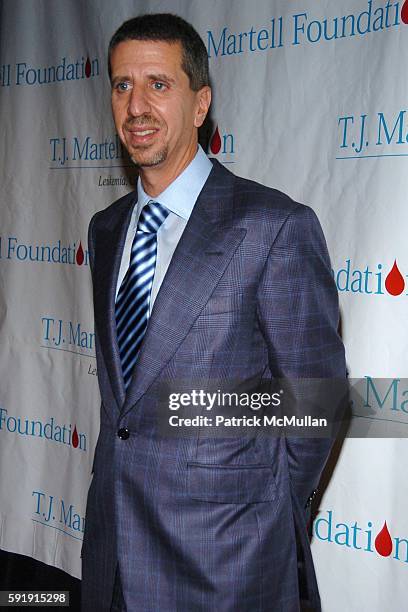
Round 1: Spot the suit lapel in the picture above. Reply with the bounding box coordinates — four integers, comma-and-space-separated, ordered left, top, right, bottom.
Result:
122, 161, 246, 415
92, 192, 136, 411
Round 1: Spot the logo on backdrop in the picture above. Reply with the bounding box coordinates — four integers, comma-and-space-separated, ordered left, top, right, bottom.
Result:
0, 236, 89, 266
207, 1, 407, 59
332, 259, 407, 296
363, 377, 408, 414
41, 316, 95, 355
207, 124, 235, 164
32, 489, 85, 539
350, 377, 408, 431
49, 134, 127, 167
0, 55, 99, 87
337, 108, 408, 159
40, 316, 97, 377
0, 406, 87, 452
402, 0, 408, 22
48, 133, 137, 184
314, 511, 407, 563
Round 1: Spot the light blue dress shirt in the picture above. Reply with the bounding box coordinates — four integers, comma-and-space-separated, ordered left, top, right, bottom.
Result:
116, 145, 212, 313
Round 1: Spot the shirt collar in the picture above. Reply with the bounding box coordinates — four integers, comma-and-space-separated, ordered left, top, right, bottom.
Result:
136, 145, 212, 220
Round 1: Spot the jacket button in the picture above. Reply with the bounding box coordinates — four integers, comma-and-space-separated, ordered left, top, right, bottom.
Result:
117, 427, 130, 440
305, 488, 318, 508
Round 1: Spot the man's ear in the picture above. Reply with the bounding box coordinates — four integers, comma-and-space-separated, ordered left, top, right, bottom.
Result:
194, 86, 212, 128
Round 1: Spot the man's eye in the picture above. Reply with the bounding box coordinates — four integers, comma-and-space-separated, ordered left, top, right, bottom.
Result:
116, 82, 129, 91
152, 81, 166, 91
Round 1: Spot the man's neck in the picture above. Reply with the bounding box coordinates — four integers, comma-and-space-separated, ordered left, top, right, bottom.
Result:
139, 142, 198, 197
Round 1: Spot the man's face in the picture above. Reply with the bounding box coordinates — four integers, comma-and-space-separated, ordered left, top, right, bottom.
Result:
110, 39, 210, 176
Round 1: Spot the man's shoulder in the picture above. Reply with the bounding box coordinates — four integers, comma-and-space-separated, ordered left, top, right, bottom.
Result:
234, 173, 298, 213
211, 159, 301, 216
212, 160, 315, 235
89, 190, 136, 231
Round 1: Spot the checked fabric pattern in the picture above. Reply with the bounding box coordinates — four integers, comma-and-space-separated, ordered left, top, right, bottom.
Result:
115, 200, 169, 389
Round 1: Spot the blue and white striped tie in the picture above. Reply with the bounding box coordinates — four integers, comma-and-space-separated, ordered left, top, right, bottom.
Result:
115, 200, 169, 389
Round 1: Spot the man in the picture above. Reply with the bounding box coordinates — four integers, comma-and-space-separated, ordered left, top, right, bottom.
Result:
82, 13, 346, 612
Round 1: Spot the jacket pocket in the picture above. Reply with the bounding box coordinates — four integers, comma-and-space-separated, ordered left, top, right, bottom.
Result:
187, 462, 277, 504
199, 292, 248, 315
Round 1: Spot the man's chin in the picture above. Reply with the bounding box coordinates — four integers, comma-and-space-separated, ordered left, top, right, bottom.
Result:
129, 149, 168, 169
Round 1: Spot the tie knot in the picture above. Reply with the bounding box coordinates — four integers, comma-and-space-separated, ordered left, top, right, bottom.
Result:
137, 200, 169, 234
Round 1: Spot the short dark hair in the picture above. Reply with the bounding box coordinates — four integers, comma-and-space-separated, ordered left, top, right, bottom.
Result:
108, 13, 209, 91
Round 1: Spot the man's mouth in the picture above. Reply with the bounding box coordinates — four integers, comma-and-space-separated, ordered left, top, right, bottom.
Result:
125, 126, 159, 144
135, 129, 156, 136
127, 126, 158, 134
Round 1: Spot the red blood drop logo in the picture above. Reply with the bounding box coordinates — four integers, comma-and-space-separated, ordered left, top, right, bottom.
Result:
76, 241, 84, 266
385, 260, 405, 296
72, 425, 79, 449
375, 521, 393, 557
210, 125, 222, 155
85, 57, 92, 78
402, 0, 408, 24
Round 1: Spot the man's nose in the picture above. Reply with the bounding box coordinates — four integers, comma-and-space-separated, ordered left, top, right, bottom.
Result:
127, 85, 151, 117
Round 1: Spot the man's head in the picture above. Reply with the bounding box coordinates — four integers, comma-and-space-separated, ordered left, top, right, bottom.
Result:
108, 14, 211, 193
108, 13, 209, 92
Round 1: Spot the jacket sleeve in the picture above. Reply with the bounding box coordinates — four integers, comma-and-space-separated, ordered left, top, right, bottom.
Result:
87, 212, 98, 278
256, 203, 346, 509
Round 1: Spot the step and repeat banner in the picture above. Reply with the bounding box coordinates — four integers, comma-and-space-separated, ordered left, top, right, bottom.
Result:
1, 1, 407, 610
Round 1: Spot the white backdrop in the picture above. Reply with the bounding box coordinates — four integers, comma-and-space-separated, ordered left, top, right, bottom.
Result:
1, 1, 407, 610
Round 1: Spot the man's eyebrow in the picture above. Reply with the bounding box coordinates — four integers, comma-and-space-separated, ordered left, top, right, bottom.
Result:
111, 75, 131, 86
146, 73, 176, 85
111, 73, 177, 87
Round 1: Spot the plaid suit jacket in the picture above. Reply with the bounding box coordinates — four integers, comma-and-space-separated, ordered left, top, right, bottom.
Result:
81, 159, 346, 612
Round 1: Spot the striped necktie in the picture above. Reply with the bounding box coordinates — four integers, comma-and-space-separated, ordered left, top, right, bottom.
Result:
115, 200, 169, 389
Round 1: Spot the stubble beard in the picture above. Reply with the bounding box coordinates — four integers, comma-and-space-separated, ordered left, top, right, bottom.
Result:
129, 144, 168, 168
123, 114, 168, 168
